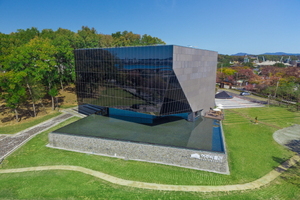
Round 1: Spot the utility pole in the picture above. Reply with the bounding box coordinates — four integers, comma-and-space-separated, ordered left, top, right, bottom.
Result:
274, 80, 279, 98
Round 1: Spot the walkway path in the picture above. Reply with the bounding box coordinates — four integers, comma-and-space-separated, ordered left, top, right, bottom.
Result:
0, 113, 73, 160
0, 154, 299, 192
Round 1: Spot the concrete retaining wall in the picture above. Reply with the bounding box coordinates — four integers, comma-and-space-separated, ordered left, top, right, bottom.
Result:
48, 133, 229, 174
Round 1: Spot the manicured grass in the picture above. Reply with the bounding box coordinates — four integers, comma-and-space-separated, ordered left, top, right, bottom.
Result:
226, 106, 300, 128
0, 112, 61, 134
0, 106, 299, 199
222, 108, 295, 182
0, 163, 299, 200
0, 107, 295, 185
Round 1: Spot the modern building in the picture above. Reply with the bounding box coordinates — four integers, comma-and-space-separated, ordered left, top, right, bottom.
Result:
75, 45, 217, 123
48, 45, 229, 174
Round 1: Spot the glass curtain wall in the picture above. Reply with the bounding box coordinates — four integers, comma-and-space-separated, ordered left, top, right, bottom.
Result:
75, 45, 192, 116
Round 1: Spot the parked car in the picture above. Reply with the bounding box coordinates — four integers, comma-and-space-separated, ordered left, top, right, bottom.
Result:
240, 91, 251, 96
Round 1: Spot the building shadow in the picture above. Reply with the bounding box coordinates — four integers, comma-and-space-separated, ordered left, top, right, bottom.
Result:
285, 140, 300, 154
273, 156, 291, 173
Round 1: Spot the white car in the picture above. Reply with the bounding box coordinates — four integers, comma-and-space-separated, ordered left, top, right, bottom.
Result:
240, 92, 251, 96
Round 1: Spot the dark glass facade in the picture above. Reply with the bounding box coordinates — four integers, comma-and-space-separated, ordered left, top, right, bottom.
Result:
75, 45, 217, 121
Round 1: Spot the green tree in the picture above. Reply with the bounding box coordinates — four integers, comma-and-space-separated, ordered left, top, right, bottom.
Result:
273, 63, 286, 68
3, 37, 57, 117
98, 34, 114, 47
0, 33, 20, 68
140, 34, 165, 45
112, 31, 165, 46
76, 26, 100, 48
55, 28, 78, 49
243, 62, 254, 68
11, 27, 40, 46
0, 71, 27, 122
51, 34, 75, 89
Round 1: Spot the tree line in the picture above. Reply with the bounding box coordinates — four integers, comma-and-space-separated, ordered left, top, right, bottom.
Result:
0, 26, 166, 121
218, 54, 300, 68
217, 65, 300, 107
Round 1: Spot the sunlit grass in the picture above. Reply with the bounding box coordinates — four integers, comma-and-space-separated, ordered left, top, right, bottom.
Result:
1, 107, 295, 185
0, 106, 299, 199
0, 112, 61, 135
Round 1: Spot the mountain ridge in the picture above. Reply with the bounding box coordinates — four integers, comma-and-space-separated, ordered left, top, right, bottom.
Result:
231, 52, 300, 56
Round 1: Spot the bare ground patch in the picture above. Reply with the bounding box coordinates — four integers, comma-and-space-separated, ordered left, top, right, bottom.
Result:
0, 85, 77, 126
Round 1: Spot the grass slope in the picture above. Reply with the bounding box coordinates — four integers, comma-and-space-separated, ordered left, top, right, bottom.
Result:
0, 164, 299, 199
0, 106, 299, 199
0, 112, 61, 135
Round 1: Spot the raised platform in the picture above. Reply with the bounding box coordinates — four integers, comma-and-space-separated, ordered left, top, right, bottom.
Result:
48, 115, 229, 174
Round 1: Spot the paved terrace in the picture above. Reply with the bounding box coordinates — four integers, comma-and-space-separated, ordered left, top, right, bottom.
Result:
215, 90, 265, 109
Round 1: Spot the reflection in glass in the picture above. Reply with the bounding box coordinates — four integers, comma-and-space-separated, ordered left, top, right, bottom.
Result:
75, 46, 192, 119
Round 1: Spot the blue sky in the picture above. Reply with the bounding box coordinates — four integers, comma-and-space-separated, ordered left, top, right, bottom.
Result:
0, 0, 299, 55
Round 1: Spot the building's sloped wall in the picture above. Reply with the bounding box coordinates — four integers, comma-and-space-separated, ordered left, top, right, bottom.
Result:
173, 46, 218, 114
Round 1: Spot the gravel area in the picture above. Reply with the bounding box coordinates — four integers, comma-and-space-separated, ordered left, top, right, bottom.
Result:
0, 113, 73, 160
49, 133, 229, 174
0, 135, 7, 141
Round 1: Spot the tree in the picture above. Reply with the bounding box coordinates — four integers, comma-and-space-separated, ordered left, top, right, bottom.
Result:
76, 26, 100, 48
111, 31, 141, 46
55, 28, 78, 49
233, 67, 255, 82
0, 71, 27, 122
51, 34, 75, 89
0, 33, 20, 67
140, 34, 165, 45
11, 27, 40, 46
273, 63, 286, 68
243, 62, 254, 68
98, 34, 113, 47
112, 31, 165, 46
216, 67, 236, 83
3, 37, 57, 116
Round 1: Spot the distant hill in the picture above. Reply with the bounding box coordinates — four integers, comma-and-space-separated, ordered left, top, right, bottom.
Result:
261, 52, 300, 56
231, 52, 248, 56
231, 52, 300, 56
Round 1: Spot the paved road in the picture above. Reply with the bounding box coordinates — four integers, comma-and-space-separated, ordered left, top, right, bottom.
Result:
0, 113, 73, 161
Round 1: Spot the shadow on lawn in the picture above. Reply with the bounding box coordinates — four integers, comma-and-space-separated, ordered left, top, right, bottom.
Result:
285, 140, 300, 154
272, 156, 293, 173
280, 162, 300, 187
272, 156, 287, 165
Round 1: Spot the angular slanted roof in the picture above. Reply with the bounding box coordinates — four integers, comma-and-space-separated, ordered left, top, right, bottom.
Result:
215, 91, 233, 99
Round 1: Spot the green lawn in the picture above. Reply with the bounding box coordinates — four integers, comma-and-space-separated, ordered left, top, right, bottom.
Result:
0, 106, 299, 199
0, 164, 299, 200
0, 112, 61, 135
